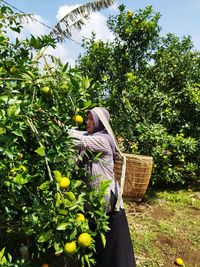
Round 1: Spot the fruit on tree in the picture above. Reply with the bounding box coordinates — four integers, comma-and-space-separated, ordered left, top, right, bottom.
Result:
78, 233, 92, 248
40, 86, 51, 94
76, 213, 86, 222
59, 177, 70, 189
127, 10, 133, 17
10, 66, 18, 73
72, 115, 83, 125
64, 241, 77, 255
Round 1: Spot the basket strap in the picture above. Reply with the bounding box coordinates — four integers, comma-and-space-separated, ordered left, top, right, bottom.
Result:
92, 108, 126, 211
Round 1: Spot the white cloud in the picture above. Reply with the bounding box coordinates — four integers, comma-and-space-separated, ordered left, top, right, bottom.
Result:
7, 4, 114, 67
7, 14, 49, 40
56, 4, 80, 21
23, 15, 49, 36
77, 12, 113, 42
56, 5, 113, 43
45, 43, 75, 65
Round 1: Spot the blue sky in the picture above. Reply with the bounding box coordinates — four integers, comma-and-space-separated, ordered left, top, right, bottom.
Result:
4, 0, 200, 65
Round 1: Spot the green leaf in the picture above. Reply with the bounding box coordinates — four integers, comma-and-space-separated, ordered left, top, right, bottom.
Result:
83, 77, 90, 89
53, 170, 62, 182
0, 95, 8, 103
55, 192, 62, 208
7, 105, 21, 117
84, 254, 91, 267
0, 248, 5, 260
26, 70, 35, 78
38, 230, 53, 243
65, 191, 76, 201
70, 228, 77, 240
15, 173, 27, 185
100, 233, 106, 247
58, 209, 68, 215
35, 145, 46, 156
54, 242, 63, 254
7, 253, 12, 263
0, 127, 6, 135
56, 223, 69, 231
30, 214, 38, 225
4, 150, 14, 159
39, 181, 51, 190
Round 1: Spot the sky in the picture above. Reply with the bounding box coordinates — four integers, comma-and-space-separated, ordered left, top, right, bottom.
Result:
2, 0, 200, 66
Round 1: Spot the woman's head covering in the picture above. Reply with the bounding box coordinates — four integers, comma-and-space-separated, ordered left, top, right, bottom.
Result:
87, 107, 115, 155
88, 107, 110, 133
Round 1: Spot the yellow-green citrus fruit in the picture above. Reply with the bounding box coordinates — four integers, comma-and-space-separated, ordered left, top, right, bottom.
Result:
64, 241, 76, 255
76, 213, 86, 222
10, 66, 18, 73
78, 233, 92, 248
40, 86, 50, 94
127, 10, 133, 17
72, 115, 83, 125
59, 177, 70, 189
175, 258, 184, 266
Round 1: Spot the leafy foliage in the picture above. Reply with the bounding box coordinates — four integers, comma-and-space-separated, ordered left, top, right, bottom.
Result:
78, 4, 200, 185
0, 3, 109, 266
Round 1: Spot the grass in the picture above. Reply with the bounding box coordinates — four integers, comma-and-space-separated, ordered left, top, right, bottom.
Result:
125, 188, 200, 267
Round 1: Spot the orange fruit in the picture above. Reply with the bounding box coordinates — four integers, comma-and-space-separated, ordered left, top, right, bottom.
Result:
78, 233, 92, 248
59, 177, 70, 189
40, 263, 49, 267
64, 241, 76, 255
72, 115, 83, 125
76, 213, 85, 222
175, 258, 184, 266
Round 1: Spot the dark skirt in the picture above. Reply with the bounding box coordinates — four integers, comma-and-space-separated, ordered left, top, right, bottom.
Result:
94, 196, 136, 267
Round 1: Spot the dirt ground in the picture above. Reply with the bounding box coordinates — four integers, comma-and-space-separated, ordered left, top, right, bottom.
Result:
125, 195, 200, 267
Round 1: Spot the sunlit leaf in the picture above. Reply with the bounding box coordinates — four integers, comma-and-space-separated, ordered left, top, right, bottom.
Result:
100, 233, 106, 247
38, 231, 53, 243
34, 145, 46, 156
39, 181, 51, 190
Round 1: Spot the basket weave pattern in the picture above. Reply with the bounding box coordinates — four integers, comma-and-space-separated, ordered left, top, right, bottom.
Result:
114, 153, 153, 199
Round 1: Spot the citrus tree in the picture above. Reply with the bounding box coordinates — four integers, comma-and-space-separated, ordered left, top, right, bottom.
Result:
77, 4, 200, 186
0, 3, 109, 267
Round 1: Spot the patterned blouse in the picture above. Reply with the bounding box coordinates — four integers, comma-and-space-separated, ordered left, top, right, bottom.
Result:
69, 130, 123, 212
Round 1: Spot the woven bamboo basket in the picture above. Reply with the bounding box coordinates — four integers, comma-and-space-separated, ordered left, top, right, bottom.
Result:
114, 153, 153, 200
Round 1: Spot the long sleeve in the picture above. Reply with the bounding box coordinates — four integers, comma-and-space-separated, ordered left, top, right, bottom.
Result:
69, 129, 112, 153
69, 129, 123, 212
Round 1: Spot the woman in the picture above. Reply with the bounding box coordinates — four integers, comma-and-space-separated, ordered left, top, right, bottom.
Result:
69, 107, 136, 267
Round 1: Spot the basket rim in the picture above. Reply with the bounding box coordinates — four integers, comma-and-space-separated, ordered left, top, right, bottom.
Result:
123, 153, 153, 159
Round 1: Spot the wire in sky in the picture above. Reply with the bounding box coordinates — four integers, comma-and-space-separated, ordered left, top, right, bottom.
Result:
1, 0, 82, 46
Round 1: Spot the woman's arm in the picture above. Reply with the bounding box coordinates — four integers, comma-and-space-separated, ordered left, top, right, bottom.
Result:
69, 130, 111, 153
